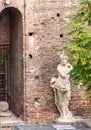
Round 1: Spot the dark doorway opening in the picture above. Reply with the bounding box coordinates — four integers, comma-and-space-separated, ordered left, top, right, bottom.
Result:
0, 7, 23, 117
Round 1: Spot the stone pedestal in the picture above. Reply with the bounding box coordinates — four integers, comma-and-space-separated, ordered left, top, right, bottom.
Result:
0, 101, 11, 117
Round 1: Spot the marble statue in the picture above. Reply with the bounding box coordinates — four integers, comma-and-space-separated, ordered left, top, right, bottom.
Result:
50, 51, 75, 122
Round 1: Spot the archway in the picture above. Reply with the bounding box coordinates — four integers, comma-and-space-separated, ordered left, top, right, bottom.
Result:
0, 7, 23, 117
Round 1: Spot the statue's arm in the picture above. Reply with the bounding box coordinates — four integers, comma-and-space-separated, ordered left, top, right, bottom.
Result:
53, 85, 68, 93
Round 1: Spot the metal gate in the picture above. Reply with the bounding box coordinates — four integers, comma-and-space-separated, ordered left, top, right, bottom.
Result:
0, 45, 9, 101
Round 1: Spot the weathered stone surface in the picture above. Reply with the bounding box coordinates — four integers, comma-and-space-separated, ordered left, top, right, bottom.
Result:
12, 123, 91, 130
0, 101, 9, 111
50, 51, 75, 122
0, 110, 12, 117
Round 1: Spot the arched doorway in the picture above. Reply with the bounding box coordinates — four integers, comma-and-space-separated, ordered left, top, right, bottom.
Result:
0, 7, 23, 117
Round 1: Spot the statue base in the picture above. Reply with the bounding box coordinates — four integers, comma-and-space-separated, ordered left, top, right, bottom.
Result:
54, 116, 76, 123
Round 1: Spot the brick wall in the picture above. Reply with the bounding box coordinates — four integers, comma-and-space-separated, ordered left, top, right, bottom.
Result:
24, 0, 91, 123
0, 8, 10, 44
0, 0, 91, 125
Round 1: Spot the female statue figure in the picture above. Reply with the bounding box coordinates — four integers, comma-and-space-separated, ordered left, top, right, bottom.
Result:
50, 51, 75, 122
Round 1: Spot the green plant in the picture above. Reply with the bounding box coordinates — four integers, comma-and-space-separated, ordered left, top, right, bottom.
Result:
0, 53, 5, 73
66, 0, 91, 97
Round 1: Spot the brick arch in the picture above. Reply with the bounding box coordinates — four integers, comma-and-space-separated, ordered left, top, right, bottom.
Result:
1, 6, 22, 17
0, 7, 24, 117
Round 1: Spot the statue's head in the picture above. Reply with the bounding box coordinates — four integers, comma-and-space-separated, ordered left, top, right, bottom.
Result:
59, 51, 68, 63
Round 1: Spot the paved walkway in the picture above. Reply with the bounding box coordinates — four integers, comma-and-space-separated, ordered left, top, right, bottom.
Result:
0, 111, 23, 127
1, 115, 91, 129
75, 116, 91, 128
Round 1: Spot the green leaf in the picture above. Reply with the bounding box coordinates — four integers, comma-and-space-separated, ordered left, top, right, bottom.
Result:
65, 0, 91, 99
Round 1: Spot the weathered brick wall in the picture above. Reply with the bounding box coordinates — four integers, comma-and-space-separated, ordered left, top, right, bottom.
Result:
0, 0, 91, 125
24, 0, 91, 123
0, 10, 10, 44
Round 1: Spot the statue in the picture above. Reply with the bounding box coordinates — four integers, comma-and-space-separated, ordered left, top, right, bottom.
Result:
50, 51, 75, 122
